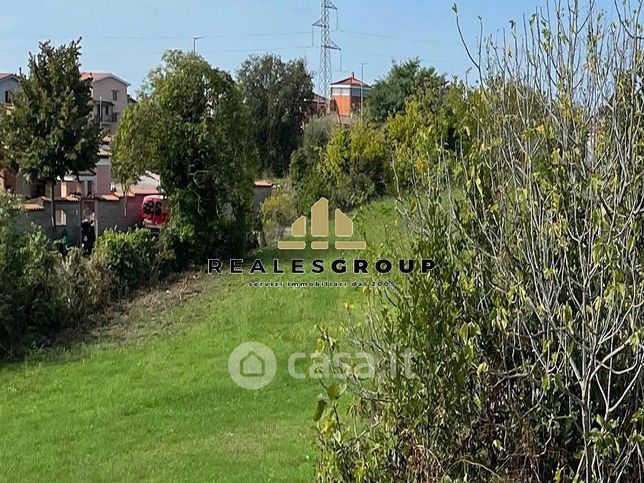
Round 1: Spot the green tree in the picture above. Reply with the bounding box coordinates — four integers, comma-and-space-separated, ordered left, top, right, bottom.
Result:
367, 57, 447, 124
237, 54, 313, 176
318, 122, 389, 209
113, 50, 255, 262
0, 40, 100, 237
289, 115, 336, 212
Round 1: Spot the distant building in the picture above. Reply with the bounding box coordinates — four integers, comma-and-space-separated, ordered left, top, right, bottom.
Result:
330, 73, 370, 119
0, 73, 19, 105
308, 93, 328, 116
80, 72, 130, 133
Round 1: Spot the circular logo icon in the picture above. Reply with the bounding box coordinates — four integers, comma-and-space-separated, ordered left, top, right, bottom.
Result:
228, 342, 277, 390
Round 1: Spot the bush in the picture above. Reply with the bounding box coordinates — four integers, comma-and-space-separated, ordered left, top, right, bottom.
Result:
260, 187, 297, 245
290, 116, 336, 213
55, 248, 111, 317
314, 4, 644, 481
94, 228, 158, 295
0, 192, 67, 356
318, 123, 389, 210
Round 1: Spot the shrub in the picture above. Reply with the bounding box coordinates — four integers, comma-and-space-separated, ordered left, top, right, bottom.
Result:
94, 228, 158, 295
55, 248, 111, 317
260, 187, 297, 245
314, 3, 644, 481
318, 123, 389, 210
290, 116, 335, 213
0, 192, 66, 356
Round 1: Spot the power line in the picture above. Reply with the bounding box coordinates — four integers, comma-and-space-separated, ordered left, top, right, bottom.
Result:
342, 49, 470, 66
339, 29, 462, 47
0, 48, 315, 58
0, 31, 313, 41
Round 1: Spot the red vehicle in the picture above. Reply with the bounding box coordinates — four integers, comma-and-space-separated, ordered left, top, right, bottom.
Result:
141, 195, 169, 230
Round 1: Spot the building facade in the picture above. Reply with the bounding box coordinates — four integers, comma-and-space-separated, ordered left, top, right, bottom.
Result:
81, 72, 130, 133
330, 73, 370, 119
0, 73, 19, 105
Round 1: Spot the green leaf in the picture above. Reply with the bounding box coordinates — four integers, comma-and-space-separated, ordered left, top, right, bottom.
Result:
459, 323, 469, 343
313, 396, 328, 422
326, 383, 346, 401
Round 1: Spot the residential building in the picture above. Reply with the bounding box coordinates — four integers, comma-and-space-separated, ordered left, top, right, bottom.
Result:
330, 73, 370, 119
0, 73, 19, 105
81, 72, 130, 132
308, 93, 328, 116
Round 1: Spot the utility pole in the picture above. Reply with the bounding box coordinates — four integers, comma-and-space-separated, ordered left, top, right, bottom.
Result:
313, 0, 340, 104
361, 62, 367, 123
193, 36, 202, 53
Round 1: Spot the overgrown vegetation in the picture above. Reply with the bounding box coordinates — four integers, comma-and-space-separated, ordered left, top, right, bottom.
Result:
113, 51, 256, 263
313, 2, 644, 481
0, 191, 175, 358
237, 54, 314, 176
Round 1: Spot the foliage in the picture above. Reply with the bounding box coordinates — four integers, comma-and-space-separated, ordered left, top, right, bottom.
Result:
94, 228, 158, 295
314, 3, 644, 482
385, 83, 473, 189
0, 40, 100, 234
289, 115, 336, 213
113, 50, 255, 262
0, 192, 67, 357
366, 57, 447, 124
237, 54, 314, 176
260, 187, 297, 245
318, 122, 389, 210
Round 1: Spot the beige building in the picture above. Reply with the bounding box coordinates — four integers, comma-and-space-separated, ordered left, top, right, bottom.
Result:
81, 72, 130, 133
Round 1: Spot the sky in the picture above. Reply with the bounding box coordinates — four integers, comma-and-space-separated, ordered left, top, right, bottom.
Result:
0, 0, 622, 95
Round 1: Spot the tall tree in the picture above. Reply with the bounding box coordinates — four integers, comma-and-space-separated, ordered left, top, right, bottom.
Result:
0, 40, 100, 237
112, 50, 255, 261
367, 57, 447, 124
237, 54, 313, 176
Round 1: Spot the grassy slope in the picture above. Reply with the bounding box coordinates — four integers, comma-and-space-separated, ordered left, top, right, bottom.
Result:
0, 199, 397, 483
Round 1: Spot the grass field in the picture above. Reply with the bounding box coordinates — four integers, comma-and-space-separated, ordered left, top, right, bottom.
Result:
0, 200, 397, 482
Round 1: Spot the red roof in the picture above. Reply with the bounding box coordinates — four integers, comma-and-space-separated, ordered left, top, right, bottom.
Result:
331, 73, 370, 88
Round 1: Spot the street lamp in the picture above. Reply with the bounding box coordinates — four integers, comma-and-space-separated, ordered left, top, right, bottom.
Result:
193, 36, 202, 53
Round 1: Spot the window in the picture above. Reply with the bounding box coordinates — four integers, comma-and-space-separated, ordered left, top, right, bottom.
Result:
143, 201, 154, 215
112, 90, 118, 101
56, 210, 67, 226
4, 91, 11, 104
104, 104, 109, 115
86, 180, 94, 196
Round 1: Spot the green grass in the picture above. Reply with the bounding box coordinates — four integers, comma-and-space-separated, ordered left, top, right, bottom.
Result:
0, 199, 398, 482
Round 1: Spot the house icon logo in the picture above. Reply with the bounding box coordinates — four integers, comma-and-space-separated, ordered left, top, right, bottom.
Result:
278, 197, 366, 250
240, 351, 265, 377
228, 342, 276, 390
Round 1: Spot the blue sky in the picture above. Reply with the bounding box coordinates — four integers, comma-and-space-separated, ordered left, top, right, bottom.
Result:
0, 0, 620, 95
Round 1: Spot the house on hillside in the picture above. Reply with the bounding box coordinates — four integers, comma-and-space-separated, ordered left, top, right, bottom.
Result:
0, 73, 19, 105
81, 72, 130, 133
330, 73, 370, 122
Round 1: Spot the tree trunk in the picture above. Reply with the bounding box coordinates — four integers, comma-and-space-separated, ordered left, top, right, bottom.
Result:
50, 182, 57, 240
